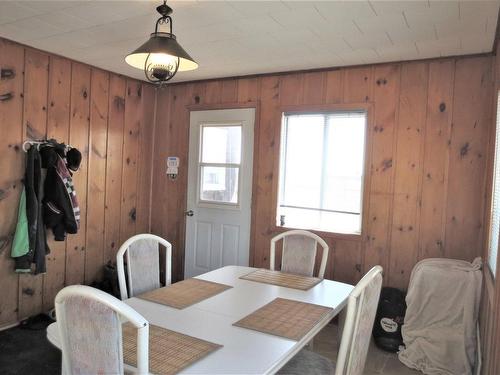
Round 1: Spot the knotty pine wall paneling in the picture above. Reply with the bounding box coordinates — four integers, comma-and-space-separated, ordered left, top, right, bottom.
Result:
0, 38, 155, 328
120, 80, 142, 245
445, 57, 492, 260
85, 69, 109, 284
103, 75, 126, 263
136, 85, 156, 233
0, 39, 25, 326
152, 55, 494, 291
65, 63, 91, 287
388, 62, 428, 288
418, 60, 455, 260
364, 64, 399, 277
43, 56, 71, 311
19, 49, 49, 320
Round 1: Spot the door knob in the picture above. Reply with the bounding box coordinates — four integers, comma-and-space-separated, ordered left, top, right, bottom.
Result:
185, 210, 194, 217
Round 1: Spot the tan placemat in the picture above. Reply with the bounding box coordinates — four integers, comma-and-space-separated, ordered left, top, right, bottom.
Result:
233, 298, 333, 341
123, 322, 222, 375
240, 269, 322, 291
136, 278, 232, 309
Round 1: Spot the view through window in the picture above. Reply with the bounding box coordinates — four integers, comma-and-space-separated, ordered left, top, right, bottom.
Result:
488, 93, 500, 278
199, 124, 241, 204
277, 112, 366, 234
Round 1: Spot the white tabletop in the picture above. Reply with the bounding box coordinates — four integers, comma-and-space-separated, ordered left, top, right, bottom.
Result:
47, 265, 353, 374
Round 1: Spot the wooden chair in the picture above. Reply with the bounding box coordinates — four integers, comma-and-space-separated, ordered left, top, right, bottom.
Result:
278, 266, 383, 375
117, 233, 172, 300
55, 285, 149, 375
270, 230, 329, 278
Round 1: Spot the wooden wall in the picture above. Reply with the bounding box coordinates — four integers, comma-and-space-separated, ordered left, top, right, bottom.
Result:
479, 39, 500, 375
0, 38, 155, 328
151, 54, 493, 288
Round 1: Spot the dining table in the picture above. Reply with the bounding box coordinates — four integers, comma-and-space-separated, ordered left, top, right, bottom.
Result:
46, 265, 354, 374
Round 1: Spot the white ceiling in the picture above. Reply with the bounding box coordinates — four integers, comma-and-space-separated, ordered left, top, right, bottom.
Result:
0, 1, 498, 83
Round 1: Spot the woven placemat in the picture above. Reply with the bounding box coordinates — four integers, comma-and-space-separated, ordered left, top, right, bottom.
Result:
240, 269, 322, 291
123, 322, 222, 375
233, 298, 333, 341
136, 278, 232, 309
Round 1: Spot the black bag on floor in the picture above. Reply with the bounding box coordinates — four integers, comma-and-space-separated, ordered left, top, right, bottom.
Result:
372, 287, 406, 352
90, 261, 123, 298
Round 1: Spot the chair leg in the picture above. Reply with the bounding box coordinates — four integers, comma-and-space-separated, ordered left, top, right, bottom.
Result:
307, 338, 315, 350
337, 309, 346, 351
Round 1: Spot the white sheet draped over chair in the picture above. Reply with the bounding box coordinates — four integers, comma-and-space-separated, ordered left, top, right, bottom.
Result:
117, 233, 172, 300
55, 285, 149, 375
270, 230, 329, 278
398, 257, 482, 375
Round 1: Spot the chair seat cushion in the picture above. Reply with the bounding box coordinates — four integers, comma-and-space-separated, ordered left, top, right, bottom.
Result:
278, 349, 334, 375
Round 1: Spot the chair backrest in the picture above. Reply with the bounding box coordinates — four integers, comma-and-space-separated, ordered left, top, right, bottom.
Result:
335, 266, 383, 375
117, 233, 172, 300
55, 285, 149, 375
270, 230, 329, 278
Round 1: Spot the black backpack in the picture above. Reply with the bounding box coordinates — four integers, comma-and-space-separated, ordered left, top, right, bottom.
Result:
372, 287, 406, 352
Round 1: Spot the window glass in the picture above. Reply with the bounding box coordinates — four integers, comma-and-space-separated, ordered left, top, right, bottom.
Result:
200, 166, 239, 204
282, 115, 324, 208
201, 125, 241, 164
323, 114, 365, 214
199, 124, 242, 205
277, 112, 366, 234
488, 93, 500, 277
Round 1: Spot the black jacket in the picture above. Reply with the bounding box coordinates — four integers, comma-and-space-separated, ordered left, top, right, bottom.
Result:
41, 147, 80, 241
14, 147, 48, 274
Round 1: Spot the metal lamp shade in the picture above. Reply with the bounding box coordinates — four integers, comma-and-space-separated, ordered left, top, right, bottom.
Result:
125, 32, 198, 72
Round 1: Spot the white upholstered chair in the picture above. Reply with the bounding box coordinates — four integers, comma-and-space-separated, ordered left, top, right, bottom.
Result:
270, 230, 329, 278
117, 233, 172, 300
55, 285, 149, 375
278, 266, 383, 375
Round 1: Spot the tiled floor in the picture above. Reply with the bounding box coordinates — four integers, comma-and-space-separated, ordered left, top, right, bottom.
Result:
314, 323, 419, 375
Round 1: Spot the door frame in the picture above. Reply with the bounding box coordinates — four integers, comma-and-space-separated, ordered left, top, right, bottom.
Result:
182, 102, 260, 278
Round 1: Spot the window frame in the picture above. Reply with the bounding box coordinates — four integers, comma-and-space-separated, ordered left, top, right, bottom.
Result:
274, 104, 371, 239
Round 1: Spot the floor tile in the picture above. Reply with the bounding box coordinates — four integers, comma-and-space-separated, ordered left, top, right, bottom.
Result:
314, 322, 416, 374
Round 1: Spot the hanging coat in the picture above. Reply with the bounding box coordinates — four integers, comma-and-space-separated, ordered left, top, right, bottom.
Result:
41, 146, 80, 241
11, 188, 30, 272
11, 146, 48, 274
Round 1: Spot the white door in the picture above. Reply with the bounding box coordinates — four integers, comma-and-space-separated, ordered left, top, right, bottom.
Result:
184, 108, 255, 278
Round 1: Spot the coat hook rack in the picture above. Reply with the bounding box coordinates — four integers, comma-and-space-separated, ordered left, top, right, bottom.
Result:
1, 68, 15, 79
22, 139, 74, 153
0, 92, 13, 102
22, 140, 46, 152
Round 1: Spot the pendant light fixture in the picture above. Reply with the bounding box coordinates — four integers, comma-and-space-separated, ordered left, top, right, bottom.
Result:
125, 0, 197, 85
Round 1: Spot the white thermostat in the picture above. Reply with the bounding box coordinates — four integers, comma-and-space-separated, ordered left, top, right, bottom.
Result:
166, 156, 179, 179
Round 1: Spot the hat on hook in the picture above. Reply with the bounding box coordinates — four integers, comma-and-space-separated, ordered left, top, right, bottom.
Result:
66, 148, 82, 172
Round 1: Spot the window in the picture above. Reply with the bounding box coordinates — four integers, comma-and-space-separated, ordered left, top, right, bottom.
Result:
199, 124, 241, 205
487, 93, 500, 277
277, 111, 366, 234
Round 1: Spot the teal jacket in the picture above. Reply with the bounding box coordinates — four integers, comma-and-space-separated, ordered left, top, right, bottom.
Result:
11, 188, 31, 272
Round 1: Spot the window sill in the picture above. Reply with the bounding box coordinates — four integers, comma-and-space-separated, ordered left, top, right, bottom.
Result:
272, 225, 362, 242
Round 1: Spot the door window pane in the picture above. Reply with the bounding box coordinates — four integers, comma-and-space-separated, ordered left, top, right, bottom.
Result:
201, 126, 241, 164
200, 166, 239, 204
488, 92, 500, 278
